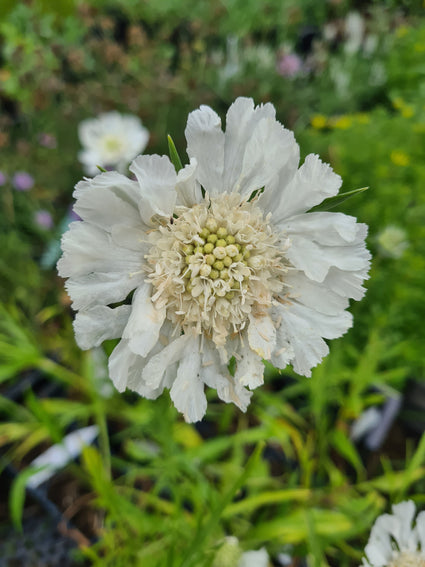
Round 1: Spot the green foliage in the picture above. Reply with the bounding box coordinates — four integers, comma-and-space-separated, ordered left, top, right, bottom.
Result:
0, 2, 425, 566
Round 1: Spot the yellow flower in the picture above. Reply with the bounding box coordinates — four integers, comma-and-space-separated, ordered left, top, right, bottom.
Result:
390, 150, 410, 167
331, 116, 352, 130
311, 114, 327, 129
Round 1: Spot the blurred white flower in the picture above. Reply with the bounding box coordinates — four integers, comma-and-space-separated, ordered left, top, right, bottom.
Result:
212, 537, 269, 567
361, 501, 425, 566
78, 111, 149, 175
59, 97, 370, 423
377, 225, 409, 258
344, 12, 365, 54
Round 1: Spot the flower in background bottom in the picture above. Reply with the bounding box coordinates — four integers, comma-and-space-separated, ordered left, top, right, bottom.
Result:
12, 171, 34, 191
58, 97, 370, 422
361, 501, 425, 567
78, 111, 149, 176
213, 537, 269, 567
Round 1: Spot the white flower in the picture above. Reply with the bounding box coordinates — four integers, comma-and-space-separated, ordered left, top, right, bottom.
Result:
78, 111, 149, 175
212, 537, 269, 567
58, 97, 370, 422
361, 501, 425, 567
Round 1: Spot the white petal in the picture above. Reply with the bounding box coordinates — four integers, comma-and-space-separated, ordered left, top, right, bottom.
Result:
323, 266, 370, 301
391, 501, 417, 551
231, 116, 298, 199
123, 284, 166, 357
129, 154, 177, 224
108, 339, 138, 393
416, 511, 425, 552
223, 97, 297, 196
73, 305, 131, 350
270, 306, 295, 370
73, 173, 142, 231
201, 343, 252, 411
170, 337, 207, 423
185, 105, 224, 196
65, 270, 143, 310
238, 548, 270, 567
247, 313, 276, 360
275, 301, 352, 376
234, 338, 265, 389
271, 153, 342, 221
142, 333, 193, 389
74, 171, 143, 210
176, 158, 202, 206
284, 223, 370, 283
285, 272, 350, 315
58, 221, 143, 279
281, 212, 359, 245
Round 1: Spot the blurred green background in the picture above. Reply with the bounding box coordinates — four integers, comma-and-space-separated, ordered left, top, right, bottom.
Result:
0, 1, 424, 566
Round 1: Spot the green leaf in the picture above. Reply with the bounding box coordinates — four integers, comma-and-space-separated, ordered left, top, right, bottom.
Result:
9, 466, 46, 531
167, 135, 183, 172
308, 187, 368, 212
96, 165, 107, 173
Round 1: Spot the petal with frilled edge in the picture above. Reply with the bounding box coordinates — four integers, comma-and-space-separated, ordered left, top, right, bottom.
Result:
73, 305, 131, 350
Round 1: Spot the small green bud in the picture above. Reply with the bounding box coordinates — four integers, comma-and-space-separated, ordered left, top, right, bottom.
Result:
205, 254, 215, 265
217, 227, 228, 239
210, 269, 219, 280
207, 234, 218, 244
203, 242, 214, 254
205, 218, 218, 232
213, 260, 224, 271
226, 234, 236, 244
223, 256, 232, 267
182, 244, 194, 255
199, 227, 210, 239
216, 238, 227, 248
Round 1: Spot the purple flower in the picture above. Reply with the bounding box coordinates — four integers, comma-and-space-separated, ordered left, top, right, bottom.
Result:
35, 210, 54, 230
13, 171, 34, 191
0, 171, 7, 186
38, 133, 57, 149
277, 53, 302, 78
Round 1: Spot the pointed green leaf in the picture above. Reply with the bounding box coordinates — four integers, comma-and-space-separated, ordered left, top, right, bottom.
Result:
167, 135, 183, 172
10, 466, 46, 531
96, 165, 107, 173
308, 187, 368, 212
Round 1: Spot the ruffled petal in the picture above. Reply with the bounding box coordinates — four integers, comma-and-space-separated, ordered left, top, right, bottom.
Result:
58, 221, 143, 279
175, 158, 202, 207
73, 305, 131, 350
284, 272, 350, 315
416, 511, 425, 552
170, 336, 207, 423
65, 270, 143, 311
390, 500, 417, 552
284, 221, 370, 283
271, 153, 342, 221
73, 173, 142, 231
142, 333, 193, 390
201, 343, 252, 411
123, 284, 166, 357
129, 154, 177, 224
275, 301, 352, 376
185, 105, 224, 196
234, 338, 265, 389
247, 313, 276, 360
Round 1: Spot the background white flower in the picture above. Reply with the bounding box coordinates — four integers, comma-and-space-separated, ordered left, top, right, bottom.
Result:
78, 111, 149, 176
361, 500, 425, 567
59, 97, 370, 422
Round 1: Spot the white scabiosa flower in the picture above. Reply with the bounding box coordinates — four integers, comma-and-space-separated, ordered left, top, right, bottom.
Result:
78, 111, 149, 176
213, 537, 269, 567
59, 97, 370, 422
360, 501, 425, 567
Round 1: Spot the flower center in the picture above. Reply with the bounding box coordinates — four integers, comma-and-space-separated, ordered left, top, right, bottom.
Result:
388, 552, 425, 567
145, 193, 288, 348
101, 135, 124, 156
